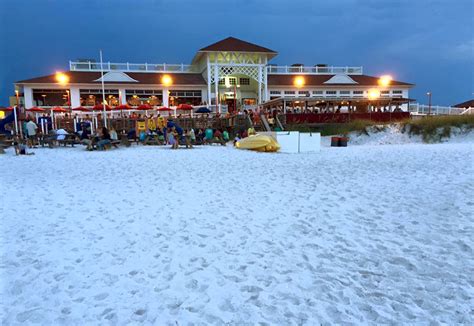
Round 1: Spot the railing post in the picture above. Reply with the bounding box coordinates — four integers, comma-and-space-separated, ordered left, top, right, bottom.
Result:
163, 63, 166, 71
108, 62, 111, 70
127, 62, 129, 70
89, 61, 92, 70
145, 63, 148, 71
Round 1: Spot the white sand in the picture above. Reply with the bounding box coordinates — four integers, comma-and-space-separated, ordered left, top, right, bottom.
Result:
1, 141, 473, 324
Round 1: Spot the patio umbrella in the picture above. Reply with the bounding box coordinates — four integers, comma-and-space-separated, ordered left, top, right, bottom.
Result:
177, 104, 193, 110
116, 104, 132, 110
92, 104, 112, 111
51, 106, 69, 113
0, 106, 13, 111
72, 106, 90, 112
26, 107, 45, 112
196, 107, 211, 114
137, 104, 152, 110
157, 107, 172, 112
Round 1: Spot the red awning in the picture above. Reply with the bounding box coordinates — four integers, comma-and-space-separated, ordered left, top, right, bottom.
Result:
157, 107, 172, 111
0, 106, 14, 111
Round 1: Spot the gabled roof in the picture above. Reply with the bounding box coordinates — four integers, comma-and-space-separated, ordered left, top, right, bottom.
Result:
453, 99, 474, 108
94, 71, 138, 83
198, 37, 277, 54
16, 71, 206, 85
324, 74, 358, 84
268, 74, 413, 87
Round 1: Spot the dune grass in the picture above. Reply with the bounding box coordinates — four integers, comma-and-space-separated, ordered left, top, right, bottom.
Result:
403, 115, 474, 142
286, 115, 474, 142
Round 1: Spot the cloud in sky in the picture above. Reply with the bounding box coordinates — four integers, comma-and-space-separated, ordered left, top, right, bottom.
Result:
0, 0, 472, 105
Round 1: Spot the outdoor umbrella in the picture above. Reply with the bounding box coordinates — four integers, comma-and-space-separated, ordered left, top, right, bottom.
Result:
137, 104, 152, 110
92, 104, 112, 111
177, 104, 193, 110
116, 104, 132, 110
27, 107, 45, 112
72, 106, 90, 112
157, 107, 172, 112
0, 106, 13, 112
51, 106, 69, 113
195, 107, 211, 114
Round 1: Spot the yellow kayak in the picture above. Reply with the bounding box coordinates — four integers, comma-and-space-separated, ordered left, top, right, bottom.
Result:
236, 134, 280, 152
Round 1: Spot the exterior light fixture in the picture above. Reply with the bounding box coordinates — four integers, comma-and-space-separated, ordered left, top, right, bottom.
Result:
55, 72, 69, 85
378, 75, 392, 87
293, 76, 305, 88
161, 74, 173, 86
368, 88, 380, 100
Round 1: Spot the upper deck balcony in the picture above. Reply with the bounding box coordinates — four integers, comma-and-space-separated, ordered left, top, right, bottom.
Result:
70, 61, 196, 73
70, 60, 363, 75
266, 65, 363, 75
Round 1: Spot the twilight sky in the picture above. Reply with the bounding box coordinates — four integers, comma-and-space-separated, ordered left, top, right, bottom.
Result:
0, 0, 472, 106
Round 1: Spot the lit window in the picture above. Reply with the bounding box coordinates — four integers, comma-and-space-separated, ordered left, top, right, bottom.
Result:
240, 78, 250, 85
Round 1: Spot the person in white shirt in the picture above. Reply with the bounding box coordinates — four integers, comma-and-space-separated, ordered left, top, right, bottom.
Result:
55, 128, 68, 141
25, 119, 38, 147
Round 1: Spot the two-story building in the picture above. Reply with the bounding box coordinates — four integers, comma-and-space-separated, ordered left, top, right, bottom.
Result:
15, 37, 413, 112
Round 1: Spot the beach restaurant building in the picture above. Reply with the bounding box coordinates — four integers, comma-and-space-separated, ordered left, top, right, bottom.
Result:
15, 37, 413, 113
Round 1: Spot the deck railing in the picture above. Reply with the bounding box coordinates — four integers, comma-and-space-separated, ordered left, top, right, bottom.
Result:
409, 103, 465, 116
70, 61, 196, 73
267, 65, 363, 75
70, 60, 363, 75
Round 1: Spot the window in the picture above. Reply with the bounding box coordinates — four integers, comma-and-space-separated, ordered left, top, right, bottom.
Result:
312, 90, 323, 95
353, 90, 364, 94
240, 78, 250, 85
392, 90, 403, 94
381, 90, 390, 94
80, 89, 119, 106
169, 90, 202, 106
298, 91, 310, 96
229, 77, 237, 85
125, 90, 163, 106
270, 91, 281, 95
325, 90, 337, 95
284, 91, 295, 95
33, 89, 69, 107
339, 90, 350, 94
218, 78, 225, 85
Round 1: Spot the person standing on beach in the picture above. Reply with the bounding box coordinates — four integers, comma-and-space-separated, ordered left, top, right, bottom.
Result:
25, 119, 38, 148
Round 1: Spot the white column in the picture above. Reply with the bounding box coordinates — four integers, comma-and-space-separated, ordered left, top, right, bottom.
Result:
24, 86, 33, 108
70, 86, 81, 108
163, 88, 169, 107
214, 64, 219, 112
263, 57, 268, 102
258, 65, 262, 104
119, 88, 127, 105
207, 55, 211, 106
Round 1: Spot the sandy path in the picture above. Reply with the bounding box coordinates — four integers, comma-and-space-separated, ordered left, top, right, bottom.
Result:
1, 143, 473, 324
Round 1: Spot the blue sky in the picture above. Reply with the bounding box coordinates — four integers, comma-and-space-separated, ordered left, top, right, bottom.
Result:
0, 0, 472, 106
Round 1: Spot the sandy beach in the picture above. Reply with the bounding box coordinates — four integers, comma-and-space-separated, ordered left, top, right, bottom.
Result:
1, 142, 473, 324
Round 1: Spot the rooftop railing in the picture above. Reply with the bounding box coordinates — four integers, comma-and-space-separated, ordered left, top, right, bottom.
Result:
70, 60, 363, 75
266, 65, 363, 75
70, 61, 196, 73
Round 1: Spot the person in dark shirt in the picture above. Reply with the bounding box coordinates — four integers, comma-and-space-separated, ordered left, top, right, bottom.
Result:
97, 127, 112, 150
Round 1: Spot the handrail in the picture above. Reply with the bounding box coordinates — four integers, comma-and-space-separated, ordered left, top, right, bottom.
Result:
267, 65, 363, 75
260, 114, 272, 132
70, 61, 195, 73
